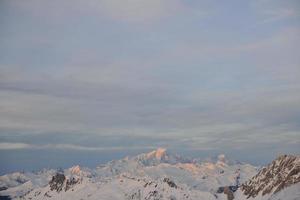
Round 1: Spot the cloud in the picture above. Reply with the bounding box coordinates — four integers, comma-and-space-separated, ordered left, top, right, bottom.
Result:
0, 0, 299, 167
0, 142, 31, 150
260, 8, 298, 23
1, 81, 299, 152
162, 27, 300, 86
7, 0, 189, 24
253, 0, 300, 23
0, 142, 156, 151
95, 0, 184, 23
1, 25, 299, 153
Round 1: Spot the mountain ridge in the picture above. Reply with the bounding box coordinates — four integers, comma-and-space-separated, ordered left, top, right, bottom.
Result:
0, 149, 299, 200
240, 154, 300, 199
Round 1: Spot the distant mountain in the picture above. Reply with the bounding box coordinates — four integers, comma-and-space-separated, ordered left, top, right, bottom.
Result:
134, 148, 193, 166
0, 149, 299, 200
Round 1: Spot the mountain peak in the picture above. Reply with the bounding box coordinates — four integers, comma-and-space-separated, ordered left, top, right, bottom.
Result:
217, 154, 226, 162
146, 148, 167, 160
154, 148, 167, 160
69, 165, 81, 175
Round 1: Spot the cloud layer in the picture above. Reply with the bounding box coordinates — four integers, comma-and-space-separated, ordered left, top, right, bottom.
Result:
0, 0, 299, 170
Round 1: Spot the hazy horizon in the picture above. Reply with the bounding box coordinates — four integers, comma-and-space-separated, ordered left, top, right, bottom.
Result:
0, 0, 299, 175
1, 147, 298, 175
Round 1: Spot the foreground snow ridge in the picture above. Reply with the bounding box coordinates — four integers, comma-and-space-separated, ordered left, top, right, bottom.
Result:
0, 148, 299, 200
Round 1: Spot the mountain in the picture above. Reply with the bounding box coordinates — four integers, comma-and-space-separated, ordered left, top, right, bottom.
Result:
134, 148, 192, 166
0, 149, 299, 200
234, 154, 300, 200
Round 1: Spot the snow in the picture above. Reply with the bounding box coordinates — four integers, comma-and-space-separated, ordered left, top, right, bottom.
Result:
22, 175, 218, 200
234, 183, 300, 200
0, 149, 298, 200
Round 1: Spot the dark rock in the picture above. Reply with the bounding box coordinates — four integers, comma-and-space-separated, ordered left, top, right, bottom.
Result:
163, 178, 177, 189
145, 190, 161, 200
228, 185, 238, 192
217, 187, 224, 193
0, 196, 11, 200
217, 185, 238, 199
49, 173, 65, 192
65, 177, 80, 191
0, 187, 8, 191
224, 187, 234, 200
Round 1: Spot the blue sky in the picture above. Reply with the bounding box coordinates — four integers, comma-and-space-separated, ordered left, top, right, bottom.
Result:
0, 0, 299, 174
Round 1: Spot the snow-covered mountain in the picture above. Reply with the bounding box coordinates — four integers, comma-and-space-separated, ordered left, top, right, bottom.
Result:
0, 149, 299, 200
235, 154, 300, 200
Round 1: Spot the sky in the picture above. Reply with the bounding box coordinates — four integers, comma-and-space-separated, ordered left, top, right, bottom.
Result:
0, 0, 300, 174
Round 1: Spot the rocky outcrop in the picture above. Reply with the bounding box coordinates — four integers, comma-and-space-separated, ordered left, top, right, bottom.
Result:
49, 173, 65, 192
241, 155, 300, 198
0, 196, 12, 200
49, 172, 82, 193
217, 186, 238, 200
65, 177, 80, 191
224, 186, 234, 200
163, 178, 177, 189
0, 187, 8, 191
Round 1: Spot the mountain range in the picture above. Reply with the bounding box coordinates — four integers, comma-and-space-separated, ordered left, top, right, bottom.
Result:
0, 148, 299, 200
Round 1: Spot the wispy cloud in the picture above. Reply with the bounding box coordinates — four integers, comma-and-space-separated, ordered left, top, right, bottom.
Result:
0, 142, 156, 151
95, 0, 185, 23
253, 0, 300, 23
7, 0, 198, 24
260, 8, 298, 23
0, 142, 31, 150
